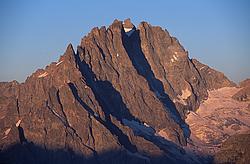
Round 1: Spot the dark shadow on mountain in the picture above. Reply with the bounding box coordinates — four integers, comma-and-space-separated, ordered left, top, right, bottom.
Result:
68, 82, 137, 153
67, 57, 189, 158
68, 80, 193, 162
75, 48, 139, 123
121, 30, 188, 129
0, 143, 90, 164
0, 142, 212, 164
17, 126, 27, 144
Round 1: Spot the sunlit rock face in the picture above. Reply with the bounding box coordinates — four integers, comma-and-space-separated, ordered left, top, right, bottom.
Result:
0, 19, 238, 164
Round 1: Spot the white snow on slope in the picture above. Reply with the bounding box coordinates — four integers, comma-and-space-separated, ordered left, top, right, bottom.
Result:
174, 88, 192, 105
4, 128, 11, 136
171, 54, 178, 63
15, 119, 22, 127
199, 66, 206, 70
179, 88, 192, 100
56, 60, 63, 66
122, 119, 155, 136
38, 72, 48, 78
173, 98, 187, 105
124, 27, 133, 32
173, 55, 178, 61
125, 29, 135, 37
185, 87, 250, 155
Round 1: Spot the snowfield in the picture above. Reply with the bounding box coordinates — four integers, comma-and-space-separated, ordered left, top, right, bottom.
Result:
185, 87, 250, 155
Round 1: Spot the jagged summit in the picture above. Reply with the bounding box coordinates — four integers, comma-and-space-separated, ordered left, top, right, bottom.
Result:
123, 18, 134, 28
0, 19, 236, 164
65, 43, 75, 54
122, 18, 135, 36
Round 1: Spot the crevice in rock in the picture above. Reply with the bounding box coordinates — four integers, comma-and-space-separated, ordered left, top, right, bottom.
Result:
45, 100, 99, 160
43, 127, 48, 151
88, 113, 95, 150
17, 126, 27, 144
189, 59, 205, 83
46, 101, 68, 127
16, 98, 20, 117
56, 89, 71, 127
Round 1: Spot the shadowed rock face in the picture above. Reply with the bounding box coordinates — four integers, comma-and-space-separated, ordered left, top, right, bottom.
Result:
0, 19, 234, 164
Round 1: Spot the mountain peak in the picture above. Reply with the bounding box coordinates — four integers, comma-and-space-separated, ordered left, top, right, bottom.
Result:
0, 19, 242, 164
109, 19, 123, 32
123, 18, 134, 29
65, 43, 75, 55
58, 43, 75, 63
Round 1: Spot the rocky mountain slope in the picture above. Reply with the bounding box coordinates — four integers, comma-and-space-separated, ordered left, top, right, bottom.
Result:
213, 132, 250, 164
0, 19, 237, 164
232, 79, 250, 102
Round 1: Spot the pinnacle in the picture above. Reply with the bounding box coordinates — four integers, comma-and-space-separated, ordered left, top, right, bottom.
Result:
123, 18, 134, 29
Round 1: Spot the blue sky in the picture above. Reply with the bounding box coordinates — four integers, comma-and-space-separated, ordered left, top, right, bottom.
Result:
0, 0, 249, 83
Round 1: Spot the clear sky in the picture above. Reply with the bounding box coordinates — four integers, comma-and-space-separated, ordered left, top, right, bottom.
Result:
0, 0, 249, 83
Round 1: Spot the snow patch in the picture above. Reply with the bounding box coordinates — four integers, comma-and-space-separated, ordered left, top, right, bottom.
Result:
50, 108, 68, 126
4, 128, 11, 136
157, 129, 170, 141
175, 88, 191, 105
124, 27, 133, 32
170, 54, 178, 63
173, 98, 187, 105
200, 66, 206, 70
51, 109, 61, 119
2, 136, 7, 140
174, 51, 178, 55
180, 88, 192, 100
94, 113, 99, 118
186, 87, 250, 154
126, 29, 135, 37
173, 55, 178, 61
56, 60, 63, 66
122, 119, 155, 136
38, 72, 48, 78
116, 53, 119, 57
143, 122, 150, 127
15, 119, 22, 127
